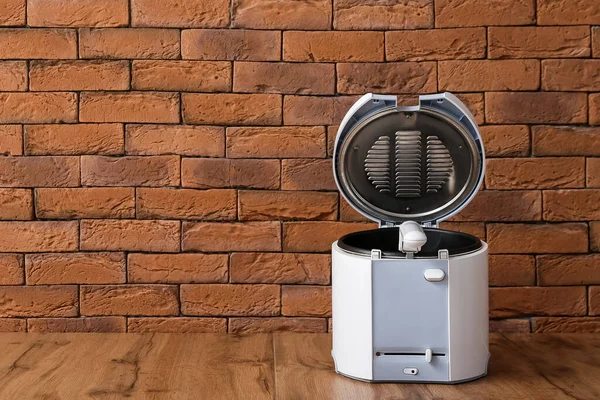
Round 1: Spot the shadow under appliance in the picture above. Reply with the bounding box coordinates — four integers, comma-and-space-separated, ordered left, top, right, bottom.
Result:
331, 92, 489, 383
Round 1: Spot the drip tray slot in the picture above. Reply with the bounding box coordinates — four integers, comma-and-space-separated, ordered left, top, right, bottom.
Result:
377, 352, 446, 357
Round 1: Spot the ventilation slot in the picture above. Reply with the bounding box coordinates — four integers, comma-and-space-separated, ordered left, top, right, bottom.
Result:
395, 131, 422, 198
364, 136, 391, 193
426, 136, 453, 194
364, 132, 454, 198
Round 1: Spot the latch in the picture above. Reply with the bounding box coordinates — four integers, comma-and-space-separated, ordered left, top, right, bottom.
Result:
398, 221, 428, 257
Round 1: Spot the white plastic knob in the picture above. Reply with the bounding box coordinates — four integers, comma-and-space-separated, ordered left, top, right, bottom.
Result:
425, 349, 433, 363
398, 221, 428, 253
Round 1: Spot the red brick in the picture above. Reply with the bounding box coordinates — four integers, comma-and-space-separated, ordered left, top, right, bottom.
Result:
81, 155, 179, 186
489, 27, 590, 59
489, 319, 531, 333
386, 28, 486, 61
30, 60, 129, 91
0, 125, 22, 156
80, 220, 180, 252
480, 125, 530, 157
35, 188, 134, 219
234, 62, 335, 95
486, 157, 585, 189
283, 31, 383, 62
0, 93, 77, 123
229, 317, 327, 333
0, 286, 78, 317
283, 221, 375, 252
0, 189, 32, 220
227, 126, 326, 158
0, 318, 26, 332
126, 125, 223, 157
182, 93, 281, 125
439, 60, 539, 92
80, 92, 179, 123
0, 29, 76, 58
489, 255, 535, 286
334, 0, 433, 30
128, 317, 226, 333
489, 287, 586, 318
181, 158, 280, 189
588, 158, 600, 188
538, 254, 600, 286
182, 222, 281, 252
487, 223, 588, 254
0, 221, 78, 252
339, 198, 370, 222
137, 188, 236, 220
25, 124, 124, 155
283, 96, 358, 126
0, 254, 23, 285
591, 287, 600, 315
590, 94, 600, 125
0, 0, 25, 26
486, 92, 587, 124
327, 125, 338, 157
231, 253, 330, 285
181, 284, 280, 316
282, 286, 331, 317
453, 190, 541, 222
592, 222, 600, 252
28, 317, 125, 332
232, 0, 331, 29
0, 156, 79, 187
533, 317, 600, 333
455, 93, 485, 125
435, 0, 534, 27
239, 191, 337, 221
80, 285, 178, 316
131, 0, 229, 28
542, 60, 600, 91
26, 252, 125, 285
132, 61, 230, 92
28, 0, 127, 27
0, 61, 27, 91
337, 62, 437, 94
79, 28, 179, 59
533, 126, 600, 156
181, 29, 280, 61
544, 190, 600, 221
538, 0, 600, 25
281, 159, 336, 191
438, 222, 485, 240
128, 253, 228, 284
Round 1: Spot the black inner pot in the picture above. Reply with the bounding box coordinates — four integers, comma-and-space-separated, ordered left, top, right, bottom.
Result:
337, 227, 482, 258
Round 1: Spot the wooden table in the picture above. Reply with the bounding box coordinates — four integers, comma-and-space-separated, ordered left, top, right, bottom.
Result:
0, 333, 598, 399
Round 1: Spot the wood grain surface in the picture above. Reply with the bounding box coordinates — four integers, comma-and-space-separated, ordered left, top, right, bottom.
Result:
0, 333, 598, 399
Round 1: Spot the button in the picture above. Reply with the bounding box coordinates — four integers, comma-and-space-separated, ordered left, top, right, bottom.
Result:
403, 368, 418, 375
424, 269, 445, 282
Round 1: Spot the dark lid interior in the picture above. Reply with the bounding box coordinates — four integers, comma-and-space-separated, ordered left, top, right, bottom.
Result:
334, 106, 483, 225
337, 227, 482, 258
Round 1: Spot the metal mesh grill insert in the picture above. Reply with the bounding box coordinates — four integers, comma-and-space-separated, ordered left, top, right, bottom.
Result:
364, 131, 454, 198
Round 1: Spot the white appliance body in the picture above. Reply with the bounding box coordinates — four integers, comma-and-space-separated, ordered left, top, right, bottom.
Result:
331, 92, 489, 383
331, 241, 489, 383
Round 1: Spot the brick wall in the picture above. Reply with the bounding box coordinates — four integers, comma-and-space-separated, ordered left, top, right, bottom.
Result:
0, 0, 599, 334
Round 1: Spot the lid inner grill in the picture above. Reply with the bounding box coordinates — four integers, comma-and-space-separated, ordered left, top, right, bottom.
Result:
364, 131, 454, 198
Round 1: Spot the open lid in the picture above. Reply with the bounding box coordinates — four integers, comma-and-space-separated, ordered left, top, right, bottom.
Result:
333, 92, 485, 227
